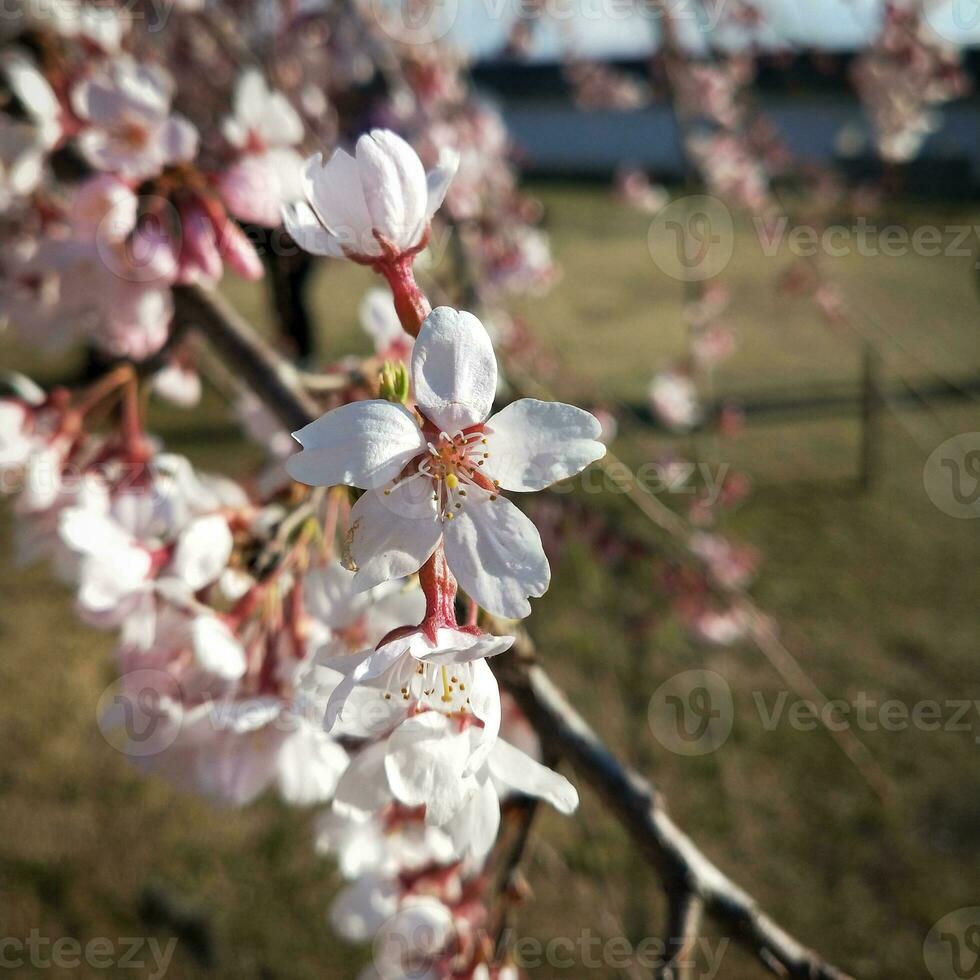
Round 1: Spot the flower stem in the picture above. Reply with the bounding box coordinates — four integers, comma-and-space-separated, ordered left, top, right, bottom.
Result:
418, 544, 458, 634
377, 255, 431, 338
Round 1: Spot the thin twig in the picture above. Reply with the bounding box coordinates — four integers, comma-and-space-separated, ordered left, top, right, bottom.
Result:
660, 891, 704, 980
493, 635, 856, 980
173, 285, 323, 433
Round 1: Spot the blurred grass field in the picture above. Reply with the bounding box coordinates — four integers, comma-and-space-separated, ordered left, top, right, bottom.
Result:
1, 185, 979, 979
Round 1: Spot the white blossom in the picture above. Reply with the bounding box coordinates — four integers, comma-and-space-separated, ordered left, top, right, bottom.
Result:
283, 129, 458, 259
72, 57, 198, 180
287, 307, 605, 619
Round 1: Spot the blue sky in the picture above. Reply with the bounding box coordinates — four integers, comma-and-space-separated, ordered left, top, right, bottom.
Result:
449, 0, 980, 59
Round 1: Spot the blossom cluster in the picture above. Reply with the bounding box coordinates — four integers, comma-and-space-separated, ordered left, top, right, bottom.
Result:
0, 9, 315, 361
852, 0, 970, 163
0, 26, 599, 959
0, 0, 588, 971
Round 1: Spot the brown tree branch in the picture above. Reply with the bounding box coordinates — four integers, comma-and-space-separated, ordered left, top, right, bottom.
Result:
173, 285, 323, 432
493, 637, 855, 980
173, 280, 858, 980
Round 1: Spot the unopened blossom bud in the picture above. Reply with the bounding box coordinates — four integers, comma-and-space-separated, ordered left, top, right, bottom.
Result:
216, 217, 264, 281
284, 130, 458, 333
378, 361, 410, 405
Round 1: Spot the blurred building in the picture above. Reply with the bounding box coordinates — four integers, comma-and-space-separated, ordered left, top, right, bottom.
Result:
471, 51, 980, 195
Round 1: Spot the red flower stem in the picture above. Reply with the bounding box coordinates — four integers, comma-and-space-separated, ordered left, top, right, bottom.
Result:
418, 544, 459, 633
376, 255, 431, 338
120, 376, 150, 463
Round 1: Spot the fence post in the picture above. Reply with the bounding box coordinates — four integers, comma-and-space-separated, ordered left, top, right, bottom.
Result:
859, 342, 883, 491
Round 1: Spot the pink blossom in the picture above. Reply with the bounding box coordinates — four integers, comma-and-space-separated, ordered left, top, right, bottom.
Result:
72, 57, 198, 180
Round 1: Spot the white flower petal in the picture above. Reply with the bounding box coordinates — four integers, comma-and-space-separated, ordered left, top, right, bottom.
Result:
347, 487, 441, 592
304, 149, 377, 256
374, 898, 454, 976
303, 561, 368, 629
171, 514, 233, 589
356, 129, 428, 250
411, 307, 497, 432
359, 287, 404, 349
363, 585, 426, 638
330, 875, 399, 943
59, 507, 128, 555
262, 91, 304, 146
286, 401, 425, 489
425, 147, 460, 220
189, 614, 247, 681
282, 200, 345, 256
484, 398, 605, 492
275, 723, 348, 805
461, 659, 501, 775
443, 496, 549, 620
331, 682, 408, 741
231, 69, 267, 128
422, 631, 513, 666
488, 738, 579, 814
333, 741, 392, 818
323, 643, 404, 731
156, 114, 198, 164
384, 711, 473, 824
445, 776, 499, 860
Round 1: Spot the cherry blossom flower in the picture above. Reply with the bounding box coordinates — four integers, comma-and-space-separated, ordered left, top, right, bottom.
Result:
1, 174, 178, 358
369, 896, 456, 977
327, 873, 403, 945
323, 626, 512, 738
222, 68, 304, 152
287, 307, 605, 618
614, 166, 669, 215
121, 693, 349, 807
315, 807, 455, 880
218, 69, 306, 227
72, 57, 198, 180
689, 531, 759, 591
0, 52, 62, 206
283, 128, 458, 260
304, 562, 425, 663
335, 715, 577, 860
680, 602, 749, 647
58, 501, 234, 642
